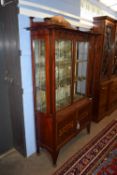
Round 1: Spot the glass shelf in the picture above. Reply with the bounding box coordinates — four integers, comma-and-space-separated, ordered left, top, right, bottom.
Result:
56, 60, 71, 67
74, 93, 85, 101
56, 77, 71, 88
36, 85, 46, 91
74, 76, 86, 82
56, 96, 71, 111
35, 62, 45, 68
75, 59, 87, 63
56, 85, 71, 111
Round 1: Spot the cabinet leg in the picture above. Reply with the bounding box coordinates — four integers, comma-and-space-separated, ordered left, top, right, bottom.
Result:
37, 146, 40, 154
87, 123, 91, 134
52, 150, 59, 166
36, 139, 40, 154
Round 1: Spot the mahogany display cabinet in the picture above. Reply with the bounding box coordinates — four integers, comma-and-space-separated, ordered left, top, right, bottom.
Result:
29, 17, 98, 164
110, 20, 117, 111
92, 16, 117, 122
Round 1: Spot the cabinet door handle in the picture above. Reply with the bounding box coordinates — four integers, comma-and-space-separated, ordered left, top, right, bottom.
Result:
101, 87, 106, 90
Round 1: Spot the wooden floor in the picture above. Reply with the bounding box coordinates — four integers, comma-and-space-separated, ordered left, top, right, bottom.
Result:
0, 110, 117, 175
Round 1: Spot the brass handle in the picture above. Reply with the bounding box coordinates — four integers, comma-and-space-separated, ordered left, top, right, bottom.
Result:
101, 87, 106, 90
76, 122, 80, 130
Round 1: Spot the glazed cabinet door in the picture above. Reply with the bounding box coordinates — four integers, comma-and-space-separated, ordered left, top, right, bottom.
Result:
55, 40, 72, 111
112, 24, 117, 75
101, 20, 115, 79
33, 39, 47, 112
73, 41, 89, 101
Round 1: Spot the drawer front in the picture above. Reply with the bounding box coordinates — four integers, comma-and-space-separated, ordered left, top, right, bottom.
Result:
110, 88, 117, 103
57, 111, 76, 146
99, 105, 107, 117
99, 85, 108, 106
110, 81, 117, 108
110, 81, 117, 102
76, 104, 91, 131
98, 85, 108, 117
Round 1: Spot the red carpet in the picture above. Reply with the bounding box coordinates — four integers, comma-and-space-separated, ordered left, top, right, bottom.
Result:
54, 120, 117, 175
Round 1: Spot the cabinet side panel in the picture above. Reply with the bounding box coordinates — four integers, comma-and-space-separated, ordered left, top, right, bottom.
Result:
37, 113, 54, 151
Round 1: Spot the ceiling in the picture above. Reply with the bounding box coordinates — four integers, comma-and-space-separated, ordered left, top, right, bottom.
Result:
99, 0, 117, 12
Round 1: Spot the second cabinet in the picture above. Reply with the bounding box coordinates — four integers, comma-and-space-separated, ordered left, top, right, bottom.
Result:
92, 16, 116, 122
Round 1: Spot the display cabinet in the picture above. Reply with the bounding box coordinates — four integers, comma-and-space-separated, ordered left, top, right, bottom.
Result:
93, 16, 116, 122
112, 21, 117, 75
109, 21, 117, 110
29, 17, 97, 164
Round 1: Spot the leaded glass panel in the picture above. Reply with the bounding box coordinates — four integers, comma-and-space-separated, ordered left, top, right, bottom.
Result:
33, 40, 46, 112
55, 40, 72, 111
74, 42, 88, 101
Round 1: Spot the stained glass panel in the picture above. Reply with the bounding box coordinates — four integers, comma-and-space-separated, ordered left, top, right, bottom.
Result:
33, 40, 46, 112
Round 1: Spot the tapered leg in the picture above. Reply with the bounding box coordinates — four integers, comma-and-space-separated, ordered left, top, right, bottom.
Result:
87, 123, 91, 134
52, 150, 60, 166
37, 146, 40, 154
36, 138, 40, 154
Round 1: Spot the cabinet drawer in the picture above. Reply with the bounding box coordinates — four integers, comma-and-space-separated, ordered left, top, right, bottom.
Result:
76, 104, 91, 130
99, 105, 107, 116
111, 80, 117, 89
78, 109, 89, 121
110, 89, 117, 102
110, 84, 117, 108
110, 86, 117, 103
99, 85, 108, 106
77, 104, 91, 120
57, 111, 76, 146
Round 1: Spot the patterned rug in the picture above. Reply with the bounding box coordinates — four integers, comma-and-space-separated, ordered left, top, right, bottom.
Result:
54, 120, 117, 175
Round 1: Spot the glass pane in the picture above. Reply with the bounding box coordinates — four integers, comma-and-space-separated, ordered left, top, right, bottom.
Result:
33, 40, 46, 112
55, 40, 72, 111
74, 42, 88, 101
112, 31, 117, 75
101, 25, 113, 79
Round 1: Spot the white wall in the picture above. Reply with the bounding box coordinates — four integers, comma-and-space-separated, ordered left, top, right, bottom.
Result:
18, 15, 36, 156
81, 0, 117, 20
